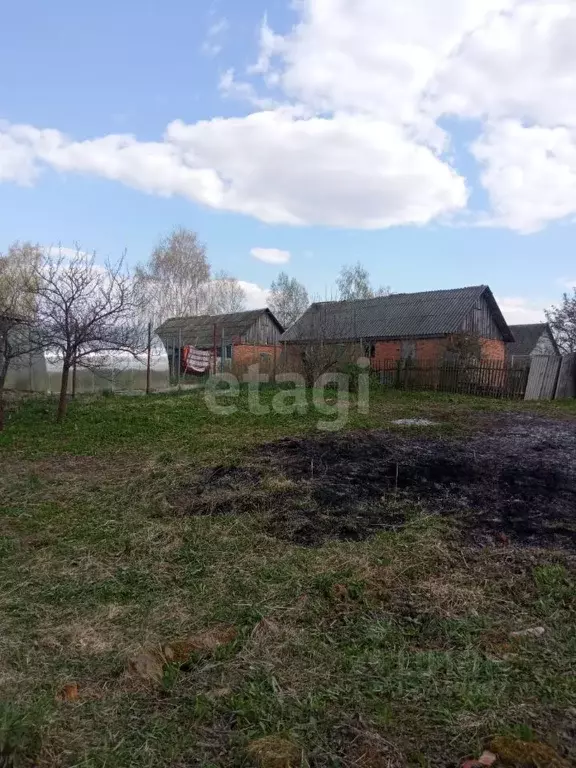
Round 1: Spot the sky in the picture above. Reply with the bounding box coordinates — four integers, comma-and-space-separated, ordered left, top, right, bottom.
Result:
1, 0, 576, 323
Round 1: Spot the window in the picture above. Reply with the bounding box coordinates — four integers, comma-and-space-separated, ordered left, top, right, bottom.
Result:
400, 340, 416, 360
363, 343, 376, 358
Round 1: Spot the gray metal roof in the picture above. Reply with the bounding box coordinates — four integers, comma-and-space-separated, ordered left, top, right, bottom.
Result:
156, 308, 283, 347
281, 285, 513, 343
507, 323, 558, 356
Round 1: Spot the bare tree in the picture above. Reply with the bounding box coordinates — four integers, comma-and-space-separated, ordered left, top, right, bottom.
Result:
546, 290, 576, 353
136, 227, 211, 323
285, 303, 360, 387
268, 272, 309, 328
445, 332, 483, 362
0, 243, 43, 430
336, 262, 390, 301
33, 248, 143, 422
208, 271, 247, 313
336, 262, 373, 301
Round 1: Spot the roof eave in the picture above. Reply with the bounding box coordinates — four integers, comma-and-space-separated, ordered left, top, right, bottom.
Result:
480, 286, 514, 342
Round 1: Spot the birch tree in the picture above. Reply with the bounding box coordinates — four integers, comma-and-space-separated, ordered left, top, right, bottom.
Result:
336, 262, 390, 301
0, 242, 42, 430
135, 227, 211, 323
208, 271, 247, 314
268, 272, 309, 328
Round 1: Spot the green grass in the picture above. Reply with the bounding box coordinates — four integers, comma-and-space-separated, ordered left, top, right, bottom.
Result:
3, 386, 576, 460
1, 389, 575, 767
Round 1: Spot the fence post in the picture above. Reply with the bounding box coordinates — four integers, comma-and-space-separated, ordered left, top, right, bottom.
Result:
395, 359, 402, 389
146, 321, 152, 395
171, 339, 177, 386
177, 329, 182, 386
213, 324, 217, 375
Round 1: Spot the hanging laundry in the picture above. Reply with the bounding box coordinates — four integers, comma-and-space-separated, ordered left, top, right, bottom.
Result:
182, 346, 213, 374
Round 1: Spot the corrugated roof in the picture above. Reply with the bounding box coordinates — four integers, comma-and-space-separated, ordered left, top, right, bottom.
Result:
507, 323, 558, 356
281, 286, 513, 342
155, 308, 283, 347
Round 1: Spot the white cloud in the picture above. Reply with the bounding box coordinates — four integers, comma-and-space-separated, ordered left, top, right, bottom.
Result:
432, 1, 576, 128
558, 277, 576, 291
3, 0, 576, 232
248, 15, 284, 76
202, 17, 229, 57
472, 121, 576, 233
42, 245, 91, 260
239, 280, 269, 308
251, 247, 291, 264
218, 69, 279, 109
208, 18, 229, 37
0, 115, 466, 228
0, 131, 38, 184
431, 0, 576, 231
497, 296, 546, 325
261, 0, 511, 126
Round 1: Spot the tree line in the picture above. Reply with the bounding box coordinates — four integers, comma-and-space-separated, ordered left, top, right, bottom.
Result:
0, 228, 389, 427
2, 224, 573, 428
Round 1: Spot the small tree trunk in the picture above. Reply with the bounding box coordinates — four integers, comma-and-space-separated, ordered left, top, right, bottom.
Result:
57, 361, 71, 423
146, 321, 152, 395
0, 361, 9, 432
0, 382, 5, 433
71, 357, 78, 399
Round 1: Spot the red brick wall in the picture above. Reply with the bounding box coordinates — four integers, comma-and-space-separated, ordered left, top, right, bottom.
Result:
373, 336, 506, 363
480, 338, 506, 362
284, 337, 507, 369
373, 338, 448, 362
232, 344, 280, 367
373, 341, 402, 362
415, 338, 448, 361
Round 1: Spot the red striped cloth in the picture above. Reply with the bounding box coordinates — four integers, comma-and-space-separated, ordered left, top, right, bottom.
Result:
182, 346, 213, 374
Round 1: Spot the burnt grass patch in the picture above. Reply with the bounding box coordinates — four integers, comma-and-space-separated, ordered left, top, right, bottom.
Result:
174, 413, 576, 549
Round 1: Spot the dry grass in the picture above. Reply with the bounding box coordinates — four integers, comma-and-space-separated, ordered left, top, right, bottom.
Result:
1, 391, 576, 767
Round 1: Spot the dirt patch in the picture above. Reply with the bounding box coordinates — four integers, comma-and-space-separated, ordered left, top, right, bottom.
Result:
174, 413, 576, 549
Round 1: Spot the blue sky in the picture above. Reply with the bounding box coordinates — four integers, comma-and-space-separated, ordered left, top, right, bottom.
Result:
1, 0, 575, 321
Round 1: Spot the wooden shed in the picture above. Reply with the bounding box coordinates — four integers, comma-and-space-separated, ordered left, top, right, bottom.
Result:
507, 323, 560, 365
156, 309, 284, 375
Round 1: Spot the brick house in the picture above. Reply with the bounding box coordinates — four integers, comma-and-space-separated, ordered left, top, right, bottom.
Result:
156, 308, 284, 376
281, 286, 513, 363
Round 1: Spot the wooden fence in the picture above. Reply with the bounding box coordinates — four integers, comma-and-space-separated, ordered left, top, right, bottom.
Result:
556, 354, 576, 398
525, 353, 576, 400
372, 355, 576, 400
372, 359, 530, 399
230, 352, 574, 401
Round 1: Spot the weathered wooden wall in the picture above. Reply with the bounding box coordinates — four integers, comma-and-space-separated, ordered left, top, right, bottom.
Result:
460, 296, 503, 340
525, 356, 561, 400
532, 330, 558, 356
555, 354, 576, 399
242, 313, 283, 345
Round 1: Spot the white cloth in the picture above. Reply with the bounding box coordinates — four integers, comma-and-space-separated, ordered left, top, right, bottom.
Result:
183, 345, 213, 374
